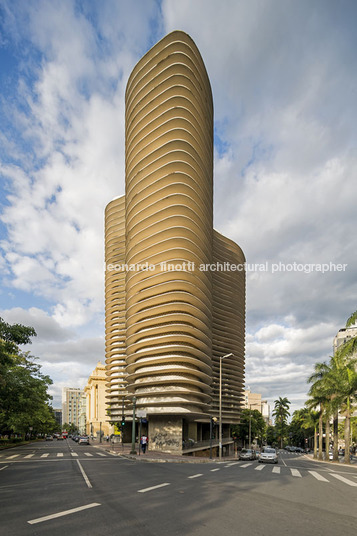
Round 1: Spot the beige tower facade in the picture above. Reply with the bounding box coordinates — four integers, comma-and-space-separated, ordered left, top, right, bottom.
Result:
84, 361, 110, 438
105, 31, 245, 453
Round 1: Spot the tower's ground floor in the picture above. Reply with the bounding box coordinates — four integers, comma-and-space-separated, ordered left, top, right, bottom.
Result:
110, 415, 235, 456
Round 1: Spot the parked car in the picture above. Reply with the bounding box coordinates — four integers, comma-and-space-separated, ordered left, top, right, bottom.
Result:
45, 435, 53, 441
78, 436, 90, 445
239, 448, 257, 461
259, 447, 278, 464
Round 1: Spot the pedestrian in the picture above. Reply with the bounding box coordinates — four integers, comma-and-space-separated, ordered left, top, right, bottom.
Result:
140, 434, 148, 454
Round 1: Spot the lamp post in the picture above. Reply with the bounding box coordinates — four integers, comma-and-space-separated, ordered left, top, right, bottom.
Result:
248, 405, 252, 449
219, 353, 233, 459
130, 396, 137, 454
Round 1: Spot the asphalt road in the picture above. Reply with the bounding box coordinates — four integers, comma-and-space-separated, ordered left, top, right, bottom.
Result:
1, 440, 356, 536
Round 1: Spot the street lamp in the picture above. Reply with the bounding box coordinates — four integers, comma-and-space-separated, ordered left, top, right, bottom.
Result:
130, 396, 137, 454
248, 405, 252, 450
219, 353, 233, 459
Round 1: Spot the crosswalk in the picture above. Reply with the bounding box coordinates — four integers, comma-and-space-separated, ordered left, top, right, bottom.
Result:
224, 461, 357, 487
0, 451, 109, 460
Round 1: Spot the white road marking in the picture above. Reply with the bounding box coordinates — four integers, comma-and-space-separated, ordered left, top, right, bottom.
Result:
188, 474, 203, 479
6, 454, 19, 459
224, 462, 240, 467
41, 453, 49, 458
290, 468, 302, 477
309, 471, 329, 482
272, 466, 280, 474
210, 468, 220, 472
0, 466, 9, 471
84, 453, 93, 457
27, 503, 101, 524
97, 453, 106, 457
255, 464, 266, 470
137, 483, 170, 493
330, 473, 357, 487
24, 454, 34, 459
71, 452, 78, 457
76, 460, 92, 488
240, 463, 252, 468
57, 453, 64, 457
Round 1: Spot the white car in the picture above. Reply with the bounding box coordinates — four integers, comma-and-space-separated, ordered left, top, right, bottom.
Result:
259, 447, 278, 464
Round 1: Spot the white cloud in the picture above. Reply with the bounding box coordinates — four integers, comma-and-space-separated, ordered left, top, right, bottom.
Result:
1, 0, 356, 415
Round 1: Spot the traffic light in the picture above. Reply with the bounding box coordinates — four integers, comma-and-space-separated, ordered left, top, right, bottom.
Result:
121, 416, 125, 427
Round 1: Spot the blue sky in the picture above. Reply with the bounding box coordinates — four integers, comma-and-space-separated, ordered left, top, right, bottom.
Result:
1, 0, 356, 412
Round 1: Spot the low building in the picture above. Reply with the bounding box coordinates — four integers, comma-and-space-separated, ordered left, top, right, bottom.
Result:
84, 361, 110, 438
333, 325, 357, 354
62, 387, 82, 429
244, 389, 270, 424
78, 393, 87, 435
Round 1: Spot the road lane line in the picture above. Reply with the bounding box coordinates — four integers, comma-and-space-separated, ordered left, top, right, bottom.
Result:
210, 468, 220, 472
6, 454, 20, 459
71, 452, 78, 457
330, 473, 357, 487
309, 471, 329, 482
24, 454, 34, 459
188, 474, 203, 479
272, 466, 280, 474
27, 503, 101, 524
225, 462, 240, 467
255, 464, 266, 471
76, 460, 92, 488
0, 466, 9, 471
41, 453, 49, 458
84, 453, 93, 457
97, 453, 106, 457
290, 468, 302, 477
137, 483, 170, 493
240, 463, 252, 468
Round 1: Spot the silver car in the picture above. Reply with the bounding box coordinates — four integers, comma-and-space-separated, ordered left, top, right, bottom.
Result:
239, 448, 257, 461
259, 447, 278, 464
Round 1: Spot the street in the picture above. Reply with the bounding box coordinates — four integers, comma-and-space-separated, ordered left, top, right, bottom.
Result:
1, 440, 356, 536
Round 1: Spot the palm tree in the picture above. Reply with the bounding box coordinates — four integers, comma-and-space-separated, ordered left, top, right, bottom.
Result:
332, 356, 357, 464
307, 361, 336, 461
302, 409, 319, 458
306, 385, 328, 461
272, 397, 291, 449
333, 311, 357, 464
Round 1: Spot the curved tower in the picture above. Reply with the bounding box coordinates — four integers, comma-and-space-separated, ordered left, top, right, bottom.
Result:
212, 231, 246, 423
124, 31, 214, 417
104, 196, 126, 421
105, 31, 245, 453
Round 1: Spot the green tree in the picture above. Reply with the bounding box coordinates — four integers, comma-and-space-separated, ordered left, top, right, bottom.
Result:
272, 397, 291, 449
307, 361, 334, 460
0, 317, 56, 437
306, 310, 357, 464
289, 408, 312, 448
266, 425, 278, 447
302, 409, 319, 458
0, 317, 36, 374
233, 409, 266, 447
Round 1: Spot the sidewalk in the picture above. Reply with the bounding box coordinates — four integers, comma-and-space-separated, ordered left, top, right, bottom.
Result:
92, 440, 237, 463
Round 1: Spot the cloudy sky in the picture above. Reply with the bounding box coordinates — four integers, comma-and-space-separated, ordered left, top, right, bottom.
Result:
1, 0, 356, 415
